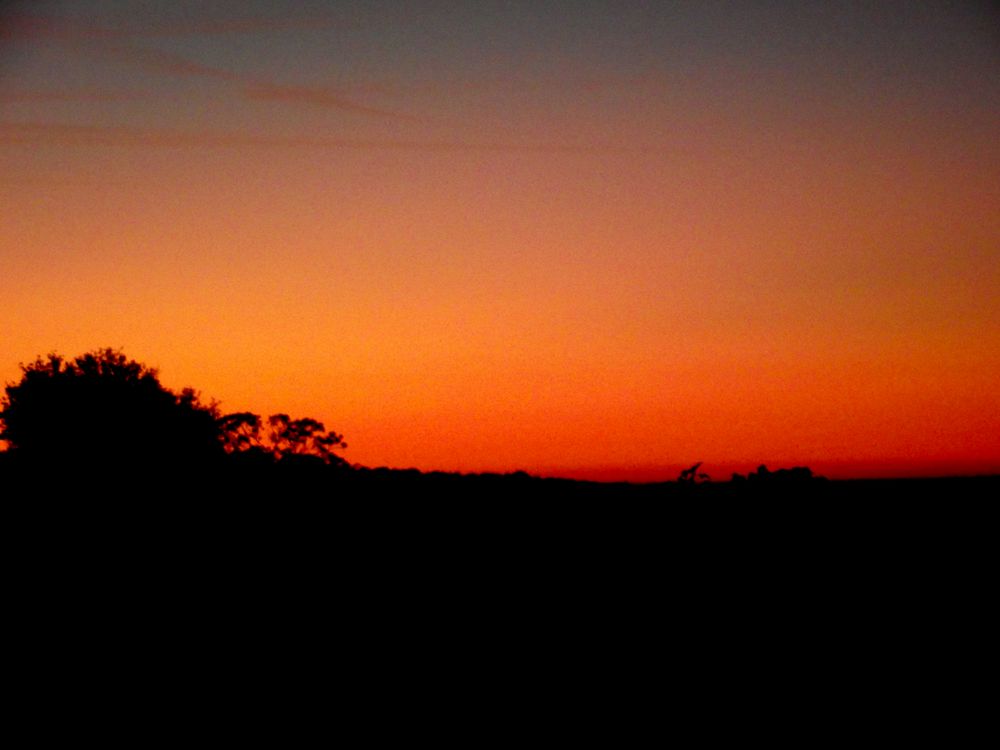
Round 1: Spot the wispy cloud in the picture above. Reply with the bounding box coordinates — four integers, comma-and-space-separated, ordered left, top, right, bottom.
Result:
1, 13, 346, 41
2, 12, 410, 120
243, 83, 422, 120
83, 41, 418, 121
2, 11, 659, 126
96, 43, 246, 83
0, 89, 151, 103
0, 121, 642, 154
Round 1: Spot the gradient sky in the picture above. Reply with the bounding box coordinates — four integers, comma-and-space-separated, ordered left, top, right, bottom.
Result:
2, 1, 998, 479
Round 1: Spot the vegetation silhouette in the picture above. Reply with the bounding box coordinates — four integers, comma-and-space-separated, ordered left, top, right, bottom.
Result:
0, 348, 349, 479
678, 462, 711, 484
1, 349, 221, 470
218, 411, 348, 468
1, 348, 996, 499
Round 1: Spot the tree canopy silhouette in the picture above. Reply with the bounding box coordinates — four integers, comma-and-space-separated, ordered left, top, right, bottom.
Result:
0, 348, 351, 474
0, 349, 222, 468
217, 411, 348, 467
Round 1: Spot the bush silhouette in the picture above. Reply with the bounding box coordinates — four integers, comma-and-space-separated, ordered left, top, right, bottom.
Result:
0, 348, 222, 468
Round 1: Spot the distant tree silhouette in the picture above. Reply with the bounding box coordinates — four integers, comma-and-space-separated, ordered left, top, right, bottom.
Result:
217, 411, 264, 454
266, 414, 347, 464
0, 348, 222, 468
678, 462, 711, 484
217, 411, 348, 466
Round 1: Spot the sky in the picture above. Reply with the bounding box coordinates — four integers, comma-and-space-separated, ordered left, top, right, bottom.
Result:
1, 0, 998, 480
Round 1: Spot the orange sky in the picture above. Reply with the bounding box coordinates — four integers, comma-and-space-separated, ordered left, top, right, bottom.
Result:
2, 2, 998, 479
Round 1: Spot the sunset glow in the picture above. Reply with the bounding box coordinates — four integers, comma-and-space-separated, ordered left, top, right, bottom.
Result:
2, 1, 998, 479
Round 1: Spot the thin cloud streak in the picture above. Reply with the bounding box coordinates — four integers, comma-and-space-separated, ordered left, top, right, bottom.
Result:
97, 43, 246, 83
0, 89, 152, 103
89, 42, 418, 121
3, 13, 414, 121
243, 83, 422, 120
3, 13, 661, 124
0, 121, 649, 155
1, 13, 347, 41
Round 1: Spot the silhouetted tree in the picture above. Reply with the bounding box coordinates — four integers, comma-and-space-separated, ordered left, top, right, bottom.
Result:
0, 348, 222, 469
217, 411, 264, 453
267, 414, 347, 464
1, 349, 354, 472
678, 462, 710, 484
217, 411, 348, 466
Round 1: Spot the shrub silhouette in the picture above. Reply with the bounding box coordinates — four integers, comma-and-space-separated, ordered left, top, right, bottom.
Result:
0, 349, 222, 468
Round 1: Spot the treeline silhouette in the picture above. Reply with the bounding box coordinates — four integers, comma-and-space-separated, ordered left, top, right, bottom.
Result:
1, 348, 996, 500
0, 349, 360, 489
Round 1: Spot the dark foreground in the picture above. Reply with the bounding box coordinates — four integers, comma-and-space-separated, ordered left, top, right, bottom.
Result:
4, 457, 996, 557
2, 451, 997, 501
5, 457, 993, 694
